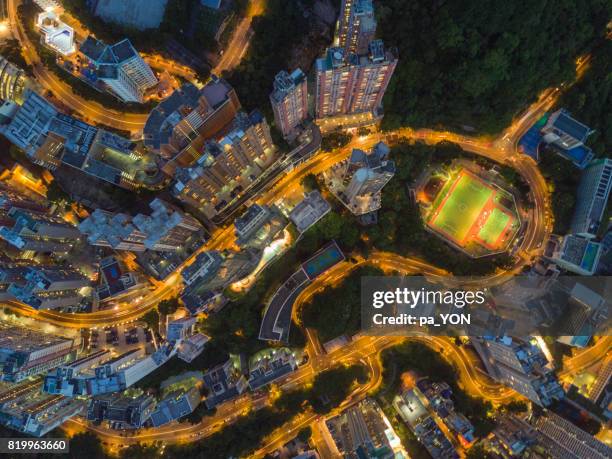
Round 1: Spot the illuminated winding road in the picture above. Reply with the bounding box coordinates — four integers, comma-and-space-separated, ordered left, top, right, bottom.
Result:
7, 0, 264, 132
3, 4, 606, 452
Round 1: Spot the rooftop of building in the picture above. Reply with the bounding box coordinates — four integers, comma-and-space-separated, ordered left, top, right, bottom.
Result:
181, 250, 224, 282
546, 109, 593, 142
270, 69, 306, 103
143, 83, 202, 149
0, 321, 73, 353
81, 36, 139, 66
289, 191, 331, 233
560, 235, 602, 271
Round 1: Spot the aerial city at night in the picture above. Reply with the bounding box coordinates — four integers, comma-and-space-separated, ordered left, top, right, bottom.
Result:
0, 0, 610, 457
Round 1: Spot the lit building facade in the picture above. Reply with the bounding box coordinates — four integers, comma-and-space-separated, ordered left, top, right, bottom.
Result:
270, 69, 308, 140
570, 158, 612, 238
80, 37, 157, 103
0, 56, 27, 103
79, 199, 202, 252
315, 40, 397, 126
472, 336, 564, 406
0, 207, 81, 253
144, 77, 241, 162
173, 111, 276, 219
339, 0, 377, 55
0, 321, 76, 382
7, 266, 90, 311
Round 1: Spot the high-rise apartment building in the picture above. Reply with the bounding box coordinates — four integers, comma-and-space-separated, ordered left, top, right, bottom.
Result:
79, 199, 202, 252
0, 207, 81, 253
472, 336, 564, 406
173, 111, 276, 219
144, 77, 242, 162
336, 0, 355, 49
132, 198, 203, 250
327, 142, 395, 216
7, 266, 90, 311
0, 321, 76, 382
269, 69, 308, 140
315, 41, 397, 125
338, 0, 377, 55
343, 142, 395, 209
80, 37, 157, 103
79, 209, 147, 252
0, 56, 27, 103
531, 410, 612, 459
570, 158, 612, 238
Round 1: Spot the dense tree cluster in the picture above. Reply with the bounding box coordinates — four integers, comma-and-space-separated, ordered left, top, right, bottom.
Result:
301, 266, 384, 342
557, 40, 612, 156
377, 0, 611, 134
538, 150, 579, 234
224, 0, 326, 120
321, 131, 353, 152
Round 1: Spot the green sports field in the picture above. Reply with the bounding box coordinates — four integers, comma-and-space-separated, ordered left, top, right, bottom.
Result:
429, 171, 493, 245
478, 208, 511, 247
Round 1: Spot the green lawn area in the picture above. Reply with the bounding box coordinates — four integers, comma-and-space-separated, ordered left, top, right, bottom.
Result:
478, 208, 511, 247
430, 172, 492, 245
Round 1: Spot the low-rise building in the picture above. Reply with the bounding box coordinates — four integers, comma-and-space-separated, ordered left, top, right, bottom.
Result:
97, 256, 146, 302
202, 359, 248, 409
289, 191, 331, 233
234, 204, 286, 249
247, 349, 297, 390
36, 11, 76, 56
551, 234, 603, 276
166, 316, 197, 342
87, 392, 156, 429
541, 109, 594, 169
7, 266, 90, 311
148, 386, 201, 427
180, 250, 257, 314
0, 321, 76, 382
177, 333, 209, 362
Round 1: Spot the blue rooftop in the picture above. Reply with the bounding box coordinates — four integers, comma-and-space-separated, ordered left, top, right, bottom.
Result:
518, 115, 547, 160
551, 110, 592, 142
